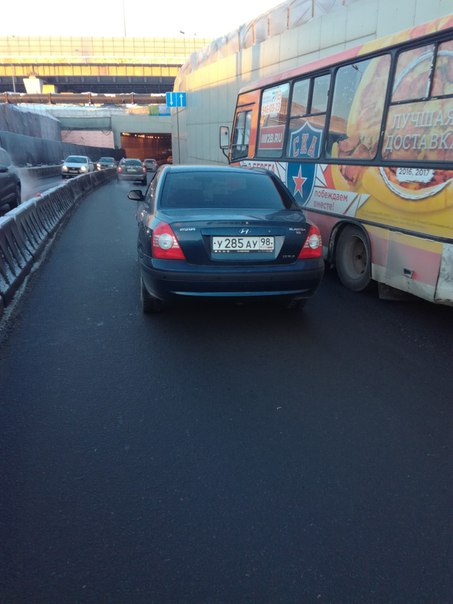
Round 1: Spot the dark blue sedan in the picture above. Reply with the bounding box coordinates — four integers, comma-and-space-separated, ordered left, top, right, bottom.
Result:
128, 165, 324, 312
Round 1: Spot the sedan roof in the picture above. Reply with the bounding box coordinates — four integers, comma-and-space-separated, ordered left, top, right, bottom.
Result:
162, 164, 264, 172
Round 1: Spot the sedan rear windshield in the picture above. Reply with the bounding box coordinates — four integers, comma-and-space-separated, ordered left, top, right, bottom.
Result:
66, 156, 87, 163
160, 171, 289, 209
123, 159, 142, 166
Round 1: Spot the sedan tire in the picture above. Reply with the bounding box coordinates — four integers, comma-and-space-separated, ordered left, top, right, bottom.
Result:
141, 275, 164, 313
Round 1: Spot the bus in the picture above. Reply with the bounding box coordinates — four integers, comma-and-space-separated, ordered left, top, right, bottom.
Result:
220, 15, 453, 305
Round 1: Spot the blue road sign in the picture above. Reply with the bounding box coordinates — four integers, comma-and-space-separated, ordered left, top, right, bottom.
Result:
165, 91, 187, 108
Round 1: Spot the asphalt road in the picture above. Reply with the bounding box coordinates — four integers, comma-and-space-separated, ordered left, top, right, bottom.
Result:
20, 173, 64, 202
0, 180, 452, 603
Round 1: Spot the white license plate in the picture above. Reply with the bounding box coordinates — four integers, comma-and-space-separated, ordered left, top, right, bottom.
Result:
212, 236, 274, 253
127, 168, 136, 173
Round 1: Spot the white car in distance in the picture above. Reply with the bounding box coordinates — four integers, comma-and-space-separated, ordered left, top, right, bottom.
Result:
61, 155, 94, 179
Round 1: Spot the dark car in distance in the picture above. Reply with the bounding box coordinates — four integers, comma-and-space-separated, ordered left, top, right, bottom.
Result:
117, 158, 146, 184
0, 147, 21, 211
96, 156, 116, 170
128, 165, 324, 313
143, 158, 158, 172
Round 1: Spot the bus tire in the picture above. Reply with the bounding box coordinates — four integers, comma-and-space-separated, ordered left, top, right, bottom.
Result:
335, 225, 371, 292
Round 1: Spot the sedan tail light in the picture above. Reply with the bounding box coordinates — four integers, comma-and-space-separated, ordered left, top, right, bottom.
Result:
152, 222, 186, 260
298, 224, 322, 259
118, 166, 123, 173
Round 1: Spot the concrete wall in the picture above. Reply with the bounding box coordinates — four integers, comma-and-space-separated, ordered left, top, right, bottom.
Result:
61, 130, 115, 148
49, 108, 171, 149
173, 0, 453, 165
0, 103, 61, 140
0, 104, 165, 164
0, 130, 121, 166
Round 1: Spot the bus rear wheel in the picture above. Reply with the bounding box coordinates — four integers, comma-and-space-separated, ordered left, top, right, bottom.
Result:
335, 225, 371, 292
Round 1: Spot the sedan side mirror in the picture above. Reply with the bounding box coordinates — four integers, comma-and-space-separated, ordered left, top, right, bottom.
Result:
128, 189, 145, 201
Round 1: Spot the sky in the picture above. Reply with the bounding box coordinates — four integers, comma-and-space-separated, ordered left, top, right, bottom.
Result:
1, 0, 282, 39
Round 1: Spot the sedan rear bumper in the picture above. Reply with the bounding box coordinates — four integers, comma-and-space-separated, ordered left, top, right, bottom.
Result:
140, 257, 324, 301
118, 173, 146, 181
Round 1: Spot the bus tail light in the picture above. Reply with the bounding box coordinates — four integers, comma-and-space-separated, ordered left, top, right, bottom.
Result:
298, 225, 322, 259
152, 222, 186, 260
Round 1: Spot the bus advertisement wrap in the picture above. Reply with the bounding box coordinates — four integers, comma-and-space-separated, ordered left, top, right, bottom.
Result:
229, 15, 453, 304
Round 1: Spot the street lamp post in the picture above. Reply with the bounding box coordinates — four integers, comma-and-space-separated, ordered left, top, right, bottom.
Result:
121, 0, 127, 36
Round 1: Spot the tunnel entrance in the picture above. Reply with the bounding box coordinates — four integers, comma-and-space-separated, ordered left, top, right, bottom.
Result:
120, 132, 172, 164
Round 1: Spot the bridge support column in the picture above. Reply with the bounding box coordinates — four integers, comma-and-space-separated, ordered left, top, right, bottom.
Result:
23, 76, 43, 93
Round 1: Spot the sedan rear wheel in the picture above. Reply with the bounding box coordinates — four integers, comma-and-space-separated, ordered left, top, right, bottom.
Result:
140, 275, 164, 313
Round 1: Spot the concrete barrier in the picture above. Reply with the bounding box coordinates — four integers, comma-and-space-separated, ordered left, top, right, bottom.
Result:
19, 165, 62, 178
0, 169, 115, 316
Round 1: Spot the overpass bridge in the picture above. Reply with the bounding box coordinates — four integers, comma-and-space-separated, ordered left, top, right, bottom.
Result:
0, 35, 211, 94
0, 35, 211, 161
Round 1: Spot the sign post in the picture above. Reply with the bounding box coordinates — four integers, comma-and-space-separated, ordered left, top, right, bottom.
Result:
165, 92, 187, 163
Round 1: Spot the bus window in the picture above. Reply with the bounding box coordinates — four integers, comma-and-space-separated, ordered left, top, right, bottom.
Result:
287, 74, 330, 159
432, 39, 453, 97
392, 44, 435, 101
257, 83, 290, 158
291, 79, 309, 116
326, 55, 390, 161
312, 74, 330, 113
383, 41, 452, 163
231, 110, 252, 161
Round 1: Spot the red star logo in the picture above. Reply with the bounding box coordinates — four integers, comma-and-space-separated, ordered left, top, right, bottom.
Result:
292, 167, 307, 196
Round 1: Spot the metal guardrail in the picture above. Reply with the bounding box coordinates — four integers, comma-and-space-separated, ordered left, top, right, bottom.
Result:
1, 92, 167, 105
0, 169, 115, 316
